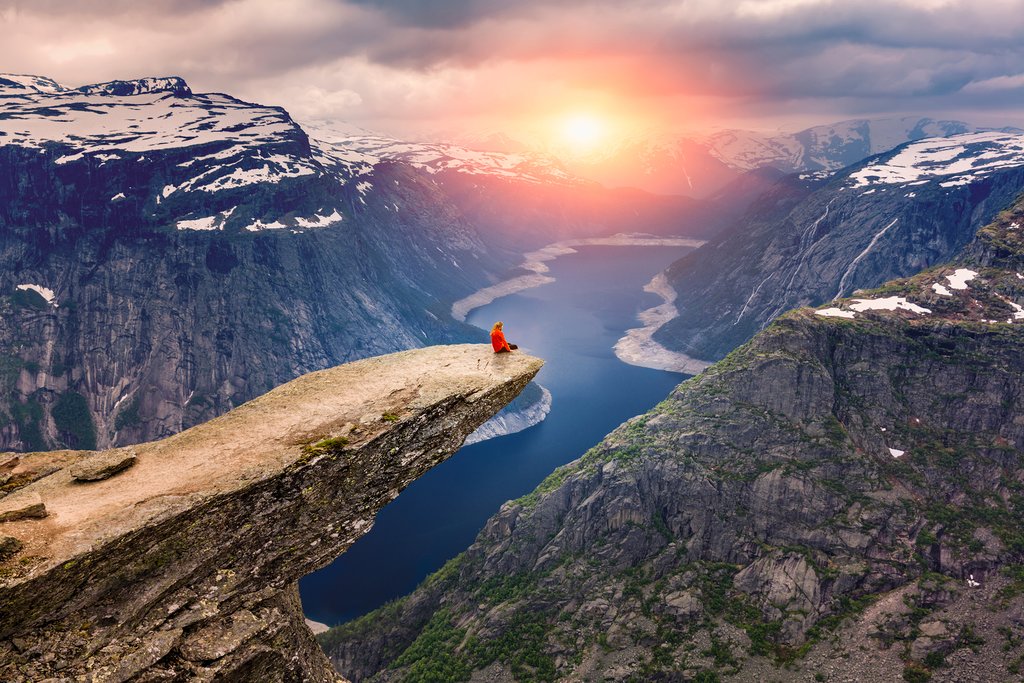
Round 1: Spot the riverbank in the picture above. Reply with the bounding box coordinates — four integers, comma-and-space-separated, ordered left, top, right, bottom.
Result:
302, 244, 696, 626
465, 382, 552, 446
614, 272, 713, 375
305, 618, 329, 635
451, 233, 706, 322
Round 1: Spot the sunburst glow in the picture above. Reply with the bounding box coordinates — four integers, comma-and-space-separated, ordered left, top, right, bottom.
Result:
560, 113, 606, 150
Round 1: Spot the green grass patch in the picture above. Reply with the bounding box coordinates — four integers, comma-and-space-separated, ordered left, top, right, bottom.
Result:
391, 608, 470, 683
301, 436, 349, 459
11, 396, 45, 451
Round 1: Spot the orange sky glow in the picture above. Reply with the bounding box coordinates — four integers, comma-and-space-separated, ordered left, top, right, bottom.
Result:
1, 0, 1023, 146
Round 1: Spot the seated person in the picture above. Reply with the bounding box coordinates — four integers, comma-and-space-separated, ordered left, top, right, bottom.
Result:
490, 321, 518, 353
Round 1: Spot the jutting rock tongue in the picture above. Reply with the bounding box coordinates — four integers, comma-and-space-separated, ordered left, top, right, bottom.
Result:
0, 344, 542, 683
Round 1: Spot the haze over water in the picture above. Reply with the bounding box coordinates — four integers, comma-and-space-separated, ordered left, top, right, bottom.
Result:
301, 244, 695, 625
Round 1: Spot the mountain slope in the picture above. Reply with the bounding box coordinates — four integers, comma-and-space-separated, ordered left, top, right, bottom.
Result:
654, 131, 1024, 363
322, 194, 1024, 682
552, 117, 1021, 197
0, 74, 494, 449
0, 74, 713, 452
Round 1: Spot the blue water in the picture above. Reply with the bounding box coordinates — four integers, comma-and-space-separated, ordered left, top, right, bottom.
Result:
300, 245, 695, 625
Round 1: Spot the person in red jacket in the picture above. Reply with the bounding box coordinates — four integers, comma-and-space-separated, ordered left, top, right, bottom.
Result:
490, 321, 518, 353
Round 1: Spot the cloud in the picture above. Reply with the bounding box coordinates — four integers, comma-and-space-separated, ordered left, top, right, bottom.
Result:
964, 73, 1024, 93
0, 0, 1022, 134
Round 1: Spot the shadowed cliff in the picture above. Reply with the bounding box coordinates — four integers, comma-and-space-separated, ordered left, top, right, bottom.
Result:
0, 344, 542, 682
323, 199, 1024, 681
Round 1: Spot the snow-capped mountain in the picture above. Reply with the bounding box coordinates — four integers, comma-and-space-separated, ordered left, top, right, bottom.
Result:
653, 130, 1024, 361
306, 121, 580, 188
0, 74, 709, 452
0, 73, 66, 93
0, 73, 335, 232
465, 116, 1022, 198
0, 74, 583, 235
704, 116, 990, 173
847, 130, 1024, 188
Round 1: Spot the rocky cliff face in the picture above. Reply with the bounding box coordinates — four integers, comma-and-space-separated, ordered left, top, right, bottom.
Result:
323, 199, 1024, 681
655, 131, 1024, 363
0, 154, 498, 451
0, 344, 542, 682
0, 74, 709, 453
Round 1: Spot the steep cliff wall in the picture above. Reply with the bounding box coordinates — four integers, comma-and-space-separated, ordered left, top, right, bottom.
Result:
0, 76, 713, 454
324, 201, 1024, 681
0, 344, 542, 682
0, 137, 513, 452
655, 133, 1024, 363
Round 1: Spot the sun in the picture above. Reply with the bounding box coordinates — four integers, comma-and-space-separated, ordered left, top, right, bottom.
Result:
560, 113, 606, 150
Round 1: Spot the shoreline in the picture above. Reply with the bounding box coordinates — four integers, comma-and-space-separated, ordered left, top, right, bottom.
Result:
305, 618, 329, 635
451, 233, 707, 322
613, 272, 713, 376
464, 383, 553, 446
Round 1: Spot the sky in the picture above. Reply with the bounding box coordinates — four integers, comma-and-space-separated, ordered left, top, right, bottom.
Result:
1, 0, 1023, 143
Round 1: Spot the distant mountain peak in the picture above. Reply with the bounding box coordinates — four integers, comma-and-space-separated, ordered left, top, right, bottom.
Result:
849, 130, 1024, 189
0, 74, 192, 98
0, 74, 67, 95
74, 76, 192, 98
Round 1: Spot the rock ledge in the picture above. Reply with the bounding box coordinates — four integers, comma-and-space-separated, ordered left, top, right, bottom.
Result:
0, 344, 542, 682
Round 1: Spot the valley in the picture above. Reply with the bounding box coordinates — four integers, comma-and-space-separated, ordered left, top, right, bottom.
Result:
300, 244, 697, 627
321, 182, 1024, 683
2, 45, 1024, 683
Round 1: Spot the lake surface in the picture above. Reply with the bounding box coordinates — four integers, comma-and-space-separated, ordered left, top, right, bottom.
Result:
300, 244, 695, 625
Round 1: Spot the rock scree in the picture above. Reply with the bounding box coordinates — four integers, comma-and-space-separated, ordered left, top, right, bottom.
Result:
0, 344, 542, 682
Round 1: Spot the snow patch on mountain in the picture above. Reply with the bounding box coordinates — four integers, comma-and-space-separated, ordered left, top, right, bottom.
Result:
815, 307, 856, 319
945, 268, 979, 290
305, 121, 577, 186
850, 132, 1024, 188
850, 297, 931, 314
16, 284, 57, 306
295, 210, 343, 228
0, 74, 66, 95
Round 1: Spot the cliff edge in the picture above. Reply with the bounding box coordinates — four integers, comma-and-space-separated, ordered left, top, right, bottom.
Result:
0, 344, 542, 682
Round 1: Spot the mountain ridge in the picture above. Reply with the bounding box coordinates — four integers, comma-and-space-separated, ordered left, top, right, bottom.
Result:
0, 72, 713, 453
446, 116, 1024, 197
652, 129, 1024, 365
321, 189, 1024, 683
0, 73, 191, 96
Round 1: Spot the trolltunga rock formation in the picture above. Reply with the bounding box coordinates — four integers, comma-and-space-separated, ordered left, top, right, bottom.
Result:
0, 344, 542, 682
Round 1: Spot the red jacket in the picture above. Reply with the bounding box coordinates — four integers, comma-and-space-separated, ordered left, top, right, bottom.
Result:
490, 328, 511, 352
